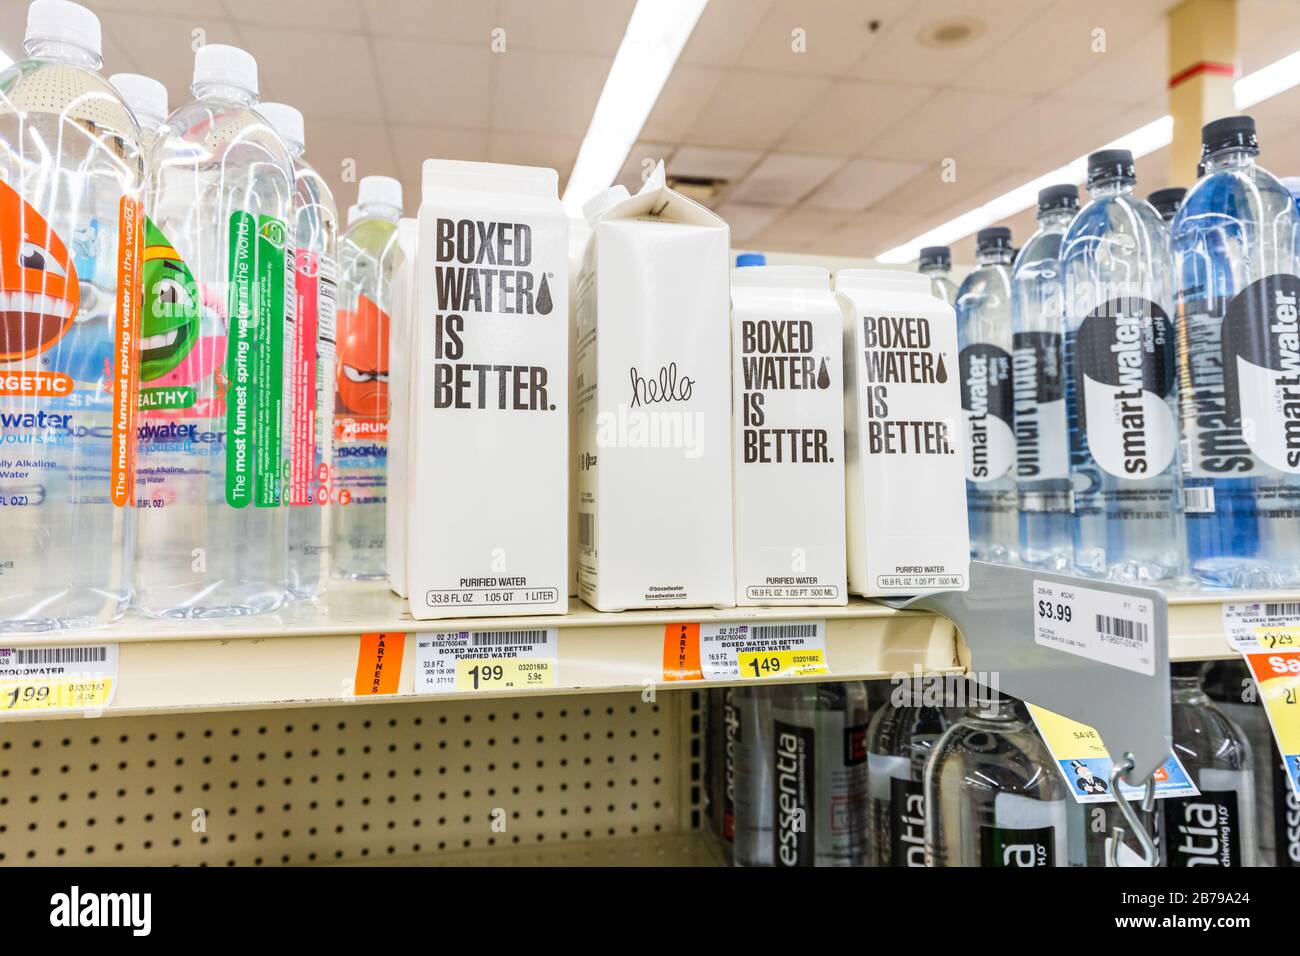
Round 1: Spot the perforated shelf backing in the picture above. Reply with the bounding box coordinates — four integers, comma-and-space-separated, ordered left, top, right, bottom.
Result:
0, 689, 703, 867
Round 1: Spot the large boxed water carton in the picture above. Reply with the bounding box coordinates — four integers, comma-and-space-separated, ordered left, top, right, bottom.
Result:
385, 217, 418, 598
836, 270, 969, 595
731, 266, 846, 606
575, 164, 734, 611
408, 160, 568, 619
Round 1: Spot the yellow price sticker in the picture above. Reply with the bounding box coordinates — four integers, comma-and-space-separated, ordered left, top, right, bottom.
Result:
454, 658, 555, 693
737, 648, 827, 680
1, 677, 114, 713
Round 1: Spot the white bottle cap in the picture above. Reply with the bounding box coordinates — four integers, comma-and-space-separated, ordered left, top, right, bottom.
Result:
346, 205, 361, 227
259, 102, 305, 152
109, 73, 168, 131
357, 175, 402, 212
582, 185, 629, 223
25, 0, 101, 58
193, 44, 258, 96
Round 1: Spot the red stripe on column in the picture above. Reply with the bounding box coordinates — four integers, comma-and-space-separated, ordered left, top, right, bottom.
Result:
1168, 60, 1237, 89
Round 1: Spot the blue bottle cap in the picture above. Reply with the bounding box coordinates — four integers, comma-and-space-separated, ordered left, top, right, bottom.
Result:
735, 252, 766, 267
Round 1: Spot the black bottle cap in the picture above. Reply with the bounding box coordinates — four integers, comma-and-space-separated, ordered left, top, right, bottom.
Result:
976, 226, 1012, 253
1171, 661, 1209, 679
1148, 187, 1186, 220
1202, 115, 1257, 154
1037, 183, 1080, 213
918, 245, 950, 270
1087, 148, 1136, 187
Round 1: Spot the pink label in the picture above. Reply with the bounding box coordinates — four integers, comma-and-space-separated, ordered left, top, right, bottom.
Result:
289, 249, 319, 506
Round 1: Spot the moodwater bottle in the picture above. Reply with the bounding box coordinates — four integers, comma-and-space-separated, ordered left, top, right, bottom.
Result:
260, 103, 339, 600
0, 0, 144, 629
957, 227, 1017, 562
1012, 185, 1078, 571
924, 688, 1068, 866
109, 73, 167, 148
1162, 663, 1257, 866
1172, 116, 1300, 588
333, 175, 401, 579
134, 45, 295, 617
1061, 149, 1184, 582
1148, 187, 1185, 226
918, 245, 958, 307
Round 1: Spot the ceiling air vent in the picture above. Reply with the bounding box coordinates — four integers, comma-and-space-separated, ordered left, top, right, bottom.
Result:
666, 174, 728, 206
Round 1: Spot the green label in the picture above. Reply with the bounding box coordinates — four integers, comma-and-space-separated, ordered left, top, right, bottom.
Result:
137, 386, 196, 410
224, 211, 287, 508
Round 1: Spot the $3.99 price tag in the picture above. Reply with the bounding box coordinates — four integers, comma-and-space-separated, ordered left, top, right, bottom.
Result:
0, 644, 119, 714
1032, 579, 1156, 677
416, 628, 558, 695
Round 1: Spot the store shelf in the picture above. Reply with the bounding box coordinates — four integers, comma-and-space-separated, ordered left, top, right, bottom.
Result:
0, 584, 960, 721
1167, 587, 1300, 661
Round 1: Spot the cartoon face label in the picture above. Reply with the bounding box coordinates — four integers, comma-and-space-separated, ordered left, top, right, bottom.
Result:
140, 219, 202, 382
335, 293, 389, 419
0, 179, 80, 361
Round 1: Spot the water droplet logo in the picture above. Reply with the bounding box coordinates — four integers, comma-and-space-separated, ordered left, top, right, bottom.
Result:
536, 273, 553, 315
816, 357, 831, 389
936, 353, 948, 383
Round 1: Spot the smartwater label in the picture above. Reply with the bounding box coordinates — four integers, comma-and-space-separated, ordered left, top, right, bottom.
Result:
693, 621, 827, 681
1075, 297, 1177, 479
1012, 331, 1068, 480
415, 628, 558, 694
1222, 275, 1300, 474
1032, 579, 1156, 676
0, 644, 118, 714
224, 211, 287, 508
959, 342, 1015, 482
1222, 601, 1300, 651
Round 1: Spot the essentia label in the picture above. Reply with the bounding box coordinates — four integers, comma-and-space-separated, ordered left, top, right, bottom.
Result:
1075, 297, 1177, 478
1221, 274, 1300, 474
1013, 331, 1068, 480
959, 342, 1014, 482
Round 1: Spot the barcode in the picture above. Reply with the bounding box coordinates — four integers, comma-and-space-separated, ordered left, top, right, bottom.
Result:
751, 623, 819, 642
13, 646, 107, 665
469, 629, 549, 648
1183, 485, 1215, 513
1095, 614, 1149, 644
1263, 603, 1300, 618
578, 512, 594, 549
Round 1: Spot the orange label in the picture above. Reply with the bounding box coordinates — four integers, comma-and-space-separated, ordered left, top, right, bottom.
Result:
354, 632, 405, 696
0, 370, 72, 396
333, 417, 389, 443
662, 623, 702, 682
110, 195, 143, 507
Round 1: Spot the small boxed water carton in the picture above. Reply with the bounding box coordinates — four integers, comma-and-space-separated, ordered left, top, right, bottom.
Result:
385, 217, 418, 598
836, 269, 969, 595
408, 160, 568, 619
731, 266, 846, 606
575, 164, 734, 611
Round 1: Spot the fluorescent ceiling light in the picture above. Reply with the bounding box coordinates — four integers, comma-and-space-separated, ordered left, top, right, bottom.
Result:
875, 53, 1300, 264
561, 0, 708, 217
0, 49, 11, 70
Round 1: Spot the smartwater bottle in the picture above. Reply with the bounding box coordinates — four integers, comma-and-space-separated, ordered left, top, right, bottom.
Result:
1012, 185, 1078, 571
134, 45, 295, 617
1061, 149, 1185, 582
1173, 116, 1300, 587
0, 0, 145, 629
1148, 188, 1185, 226
957, 227, 1017, 562
918, 245, 958, 307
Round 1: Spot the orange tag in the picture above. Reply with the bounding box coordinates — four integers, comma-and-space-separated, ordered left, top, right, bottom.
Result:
662, 623, 702, 681
110, 195, 143, 507
354, 632, 405, 696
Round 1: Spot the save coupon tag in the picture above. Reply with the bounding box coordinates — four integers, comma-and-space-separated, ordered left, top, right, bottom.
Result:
1222, 601, 1300, 651
415, 628, 558, 695
1242, 651, 1300, 797
0, 644, 118, 714
1027, 703, 1198, 804
1032, 579, 1156, 676
663, 620, 827, 681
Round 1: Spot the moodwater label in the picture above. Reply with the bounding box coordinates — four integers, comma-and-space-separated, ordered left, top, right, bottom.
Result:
772, 719, 815, 867
1075, 297, 1177, 478
1012, 331, 1068, 480
960, 342, 1014, 482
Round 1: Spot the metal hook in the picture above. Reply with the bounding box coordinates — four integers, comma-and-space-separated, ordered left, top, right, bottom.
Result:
1107, 752, 1160, 867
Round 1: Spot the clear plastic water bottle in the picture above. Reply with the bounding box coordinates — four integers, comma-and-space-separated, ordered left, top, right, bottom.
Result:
732, 683, 774, 867
109, 73, 167, 149
1148, 187, 1185, 226
1062, 149, 1185, 582
0, 0, 145, 630
134, 45, 295, 617
1162, 663, 1257, 866
924, 688, 1068, 867
957, 227, 1018, 562
918, 244, 958, 307
1012, 186, 1078, 571
260, 103, 339, 600
1204, 660, 1279, 865
333, 175, 401, 580
1173, 116, 1300, 588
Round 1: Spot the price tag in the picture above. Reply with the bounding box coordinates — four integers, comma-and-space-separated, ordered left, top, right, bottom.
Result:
1222, 602, 1300, 651
1027, 703, 1198, 804
1242, 651, 1300, 797
1032, 579, 1156, 676
0, 644, 118, 714
415, 628, 558, 695
663, 620, 827, 681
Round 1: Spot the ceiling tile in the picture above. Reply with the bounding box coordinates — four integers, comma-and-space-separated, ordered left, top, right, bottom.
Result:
304, 119, 399, 211
726, 153, 845, 205
488, 130, 580, 181
1239, 0, 1300, 72
615, 142, 676, 192
734, 0, 910, 76
668, 145, 761, 181
248, 28, 383, 123
362, 0, 503, 43
371, 38, 494, 127
821, 211, 920, 257
492, 49, 611, 136
497, 0, 635, 54
805, 158, 925, 211
639, 64, 726, 142
222, 0, 366, 32
686, 70, 832, 149
678, 0, 776, 67
1054, 33, 1168, 105
752, 204, 852, 244
96, 13, 245, 106
778, 80, 935, 156
388, 126, 490, 199
862, 88, 1036, 164
717, 202, 786, 241
958, 95, 1124, 170
871, 162, 1018, 217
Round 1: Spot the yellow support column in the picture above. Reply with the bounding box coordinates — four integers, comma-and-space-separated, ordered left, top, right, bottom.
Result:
1167, 0, 1238, 186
